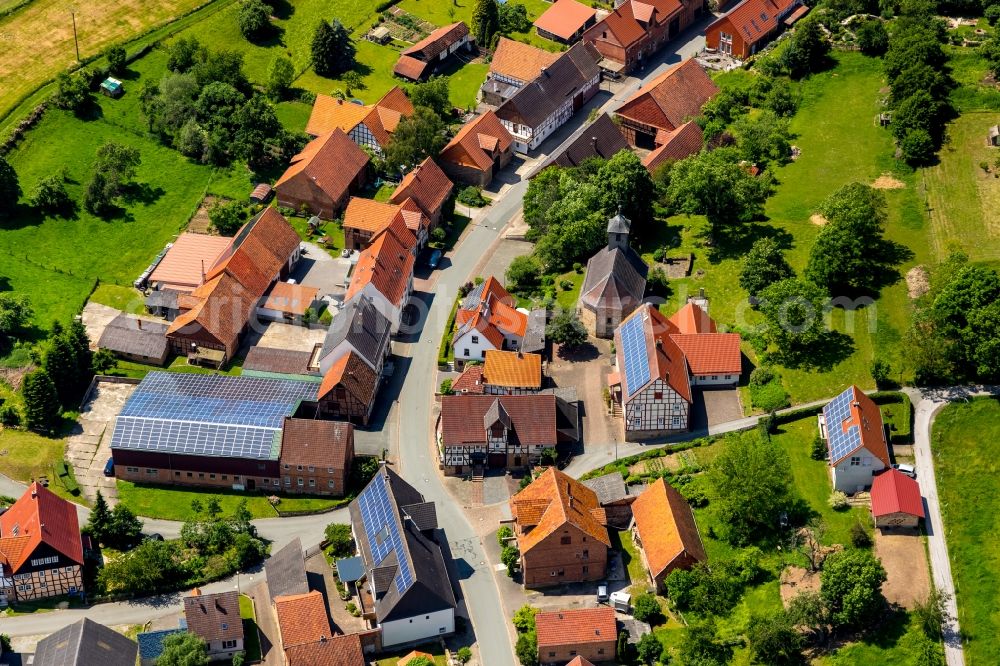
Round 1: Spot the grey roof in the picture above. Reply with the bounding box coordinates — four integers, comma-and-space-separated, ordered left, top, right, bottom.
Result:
579, 247, 648, 312
528, 113, 629, 177
97, 314, 169, 360
34, 618, 138, 666
144, 289, 179, 310
244, 347, 317, 376
554, 393, 579, 442
582, 472, 630, 505
401, 501, 438, 531
320, 295, 392, 371
522, 308, 547, 354
348, 466, 457, 623
607, 211, 631, 234
480, 78, 520, 103
495, 41, 602, 131
265, 537, 309, 602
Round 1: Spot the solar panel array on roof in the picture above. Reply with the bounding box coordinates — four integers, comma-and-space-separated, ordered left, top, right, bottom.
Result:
357, 472, 414, 595
620, 314, 650, 397
824, 388, 862, 462
111, 372, 317, 460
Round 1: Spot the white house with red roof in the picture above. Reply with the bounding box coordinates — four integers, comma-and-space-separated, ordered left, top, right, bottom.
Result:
0, 483, 84, 605
870, 468, 924, 528
611, 301, 742, 439
452, 277, 528, 367
819, 386, 890, 493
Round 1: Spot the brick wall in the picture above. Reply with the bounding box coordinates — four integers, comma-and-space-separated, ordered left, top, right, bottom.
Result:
520, 525, 608, 588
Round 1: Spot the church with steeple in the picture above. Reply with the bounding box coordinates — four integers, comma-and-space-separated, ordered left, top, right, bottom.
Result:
577, 211, 649, 338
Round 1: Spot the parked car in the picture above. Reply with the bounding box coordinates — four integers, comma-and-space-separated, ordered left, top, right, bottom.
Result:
103, 458, 115, 477
427, 249, 443, 268
893, 463, 916, 478
597, 582, 609, 603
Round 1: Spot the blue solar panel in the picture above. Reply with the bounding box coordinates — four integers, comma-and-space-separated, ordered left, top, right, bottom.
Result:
824, 387, 863, 462
620, 314, 650, 397
111, 372, 317, 460
357, 472, 414, 595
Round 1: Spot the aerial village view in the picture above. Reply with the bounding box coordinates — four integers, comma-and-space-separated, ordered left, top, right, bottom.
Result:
0, 0, 998, 663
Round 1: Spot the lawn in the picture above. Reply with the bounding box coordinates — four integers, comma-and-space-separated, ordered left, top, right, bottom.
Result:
0, 427, 76, 502
375, 642, 447, 666
116, 480, 344, 520
649, 52, 928, 403
610, 529, 647, 588
107, 355, 244, 380
931, 396, 1000, 666
0, 0, 211, 122
3, 108, 239, 330
89, 284, 146, 315
554, 269, 584, 312
286, 214, 346, 255
239, 594, 262, 662
921, 111, 1000, 264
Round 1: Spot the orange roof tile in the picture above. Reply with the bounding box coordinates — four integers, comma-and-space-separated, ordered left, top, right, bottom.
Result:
670, 332, 742, 375
825, 386, 891, 467
148, 233, 232, 292
510, 468, 610, 554
345, 224, 415, 307
709, 0, 800, 49
402, 22, 469, 58
631, 478, 706, 578
441, 111, 514, 173
285, 634, 365, 666
669, 302, 717, 334
489, 38, 560, 84
534, 0, 597, 40
482, 350, 542, 388
642, 121, 703, 172
451, 364, 485, 393
614, 304, 692, 403
535, 607, 617, 649
342, 197, 403, 235
376, 86, 416, 117
275, 591, 332, 650
616, 59, 719, 133
318, 351, 379, 407
275, 129, 370, 207
398, 650, 435, 666
393, 55, 429, 81
0, 482, 83, 573
388, 157, 454, 219
585, 0, 682, 49
306, 96, 371, 137
262, 282, 320, 316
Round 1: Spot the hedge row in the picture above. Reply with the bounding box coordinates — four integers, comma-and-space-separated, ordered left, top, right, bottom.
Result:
437, 295, 461, 367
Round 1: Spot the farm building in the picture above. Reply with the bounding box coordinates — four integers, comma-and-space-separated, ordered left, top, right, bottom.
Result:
480, 38, 559, 106
534, 0, 598, 43
393, 22, 473, 81
705, 0, 806, 59
630, 478, 706, 591
439, 110, 515, 187
274, 129, 370, 220
97, 314, 169, 365
871, 468, 925, 528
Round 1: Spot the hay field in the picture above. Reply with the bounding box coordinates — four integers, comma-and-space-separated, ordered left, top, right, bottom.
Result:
0, 0, 208, 120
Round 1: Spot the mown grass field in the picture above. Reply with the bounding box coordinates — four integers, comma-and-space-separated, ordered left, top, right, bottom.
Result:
0, 0, 212, 121
931, 397, 1000, 666
645, 53, 927, 403
117, 480, 344, 520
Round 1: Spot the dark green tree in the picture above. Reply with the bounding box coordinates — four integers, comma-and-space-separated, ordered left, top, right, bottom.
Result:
679, 620, 732, 666
192, 49, 250, 92
383, 107, 446, 174
597, 149, 655, 229
820, 549, 887, 628
636, 632, 664, 666
731, 110, 791, 167
616, 629, 633, 664
0, 293, 32, 345
44, 331, 79, 407
107, 503, 144, 550
409, 77, 451, 118
781, 18, 831, 78
233, 94, 283, 166
30, 175, 72, 216
53, 70, 91, 112
757, 277, 829, 358
84, 142, 141, 216
514, 631, 538, 666
505, 255, 543, 295
856, 18, 889, 55
740, 237, 794, 299
311, 19, 356, 77
546, 309, 588, 349
746, 610, 804, 665
472, 0, 501, 47
709, 430, 794, 545
157, 632, 209, 666
92, 348, 117, 374
22, 369, 60, 433
237, 0, 272, 41
267, 55, 296, 100
324, 523, 354, 557
166, 37, 205, 72
106, 45, 127, 74
631, 593, 663, 624
890, 64, 949, 107
209, 200, 249, 236
67, 319, 93, 395
88, 490, 113, 543
899, 129, 936, 165
0, 156, 21, 218
499, 2, 530, 34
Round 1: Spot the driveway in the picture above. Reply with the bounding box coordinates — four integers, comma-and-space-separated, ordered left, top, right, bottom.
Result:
65, 381, 136, 503
290, 242, 351, 296
874, 528, 930, 610
690, 388, 744, 431
252, 321, 326, 354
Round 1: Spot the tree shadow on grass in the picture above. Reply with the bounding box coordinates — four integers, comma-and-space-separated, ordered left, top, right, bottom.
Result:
270, 0, 294, 20
705, 221, 795, 263
775, 330, 855, 372
120, 182, 165, 207
556, 341, 600, 362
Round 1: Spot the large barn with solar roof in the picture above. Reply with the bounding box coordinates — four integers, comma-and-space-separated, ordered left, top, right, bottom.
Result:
819, 385, 890, 493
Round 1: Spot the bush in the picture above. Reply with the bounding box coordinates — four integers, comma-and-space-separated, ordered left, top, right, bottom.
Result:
811, 434, 827, 461
512, 604, 537, 633
325, 523, 354, 558
749, 366, 775, 387
501, 544, 519, 576
572, 262, 583, 273
0, 403, 21, 427
827, 491, 849, 511
987, 4, 1000, 25
632, 593, 663, 624
652, 246, 667, 262
497, 525, 513, 545
456, 647, 472, 663
870, 358, 892, 389
457, 186, 488, 207
515, 631, 538, 666
559, 279, 573, 290
900, 129, 936, 165
850, 520, 872, 548
346, 601, 360, 616
506, 255, 543, 296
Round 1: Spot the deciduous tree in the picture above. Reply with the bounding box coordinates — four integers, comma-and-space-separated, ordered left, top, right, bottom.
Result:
237, 0, 272, 41
679, 620, 732, 666
546, 309, 588, 349
383, 107, 446, 174
410, 77, 451, 118
30, 175, 73, 216
740, 237, 794, 299
106, 45, 127, 75
267, 55, 295, 100
53, 70, 91, 113
820, 549, 887, 628
746, 610, 804, 665
597, 149, 655, 230
757, 277, 829, 357
157, 632, 209, 666
0, 156, 20, 218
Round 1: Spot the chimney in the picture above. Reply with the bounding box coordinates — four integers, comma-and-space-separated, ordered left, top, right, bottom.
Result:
201, 259, 206, 283
137, 318, 142, 330
699, 288, 705, 298
541, 66, 549, 77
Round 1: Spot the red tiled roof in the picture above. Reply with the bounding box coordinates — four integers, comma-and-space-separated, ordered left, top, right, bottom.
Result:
566, 658, 597, 666
148, 232, 232, 292
306, 88, 414, 139
451, 364, 485, 393
585, 0, 682, 49
393, 55, 429, 81
709, 0, 800, 48
643, 121, 703, 172
441, 111, 514, 173
631, 478, 706, 578
318, 351, 379, 407
826, 386, 891, 467
388, 157, 454, 219
280, 418, 353, 471
285, 634, 365, 666
511, 468, 611, 553
534, 0, 597, 40
671, 333, 742, 375
871, 469, 925, 519
440, 394, 561, 448
275, 591, 333, 649
345, 224, 415, 307
262, 282, 320, 316
376, 86, 415, 117
275, 129, 370, 206
401, 21, 469, 59
535, 607, 617, 649
489, 38, 560, 83
482, 350, 542, 388
616, 59, 719, 133
0, 483, 82, 571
